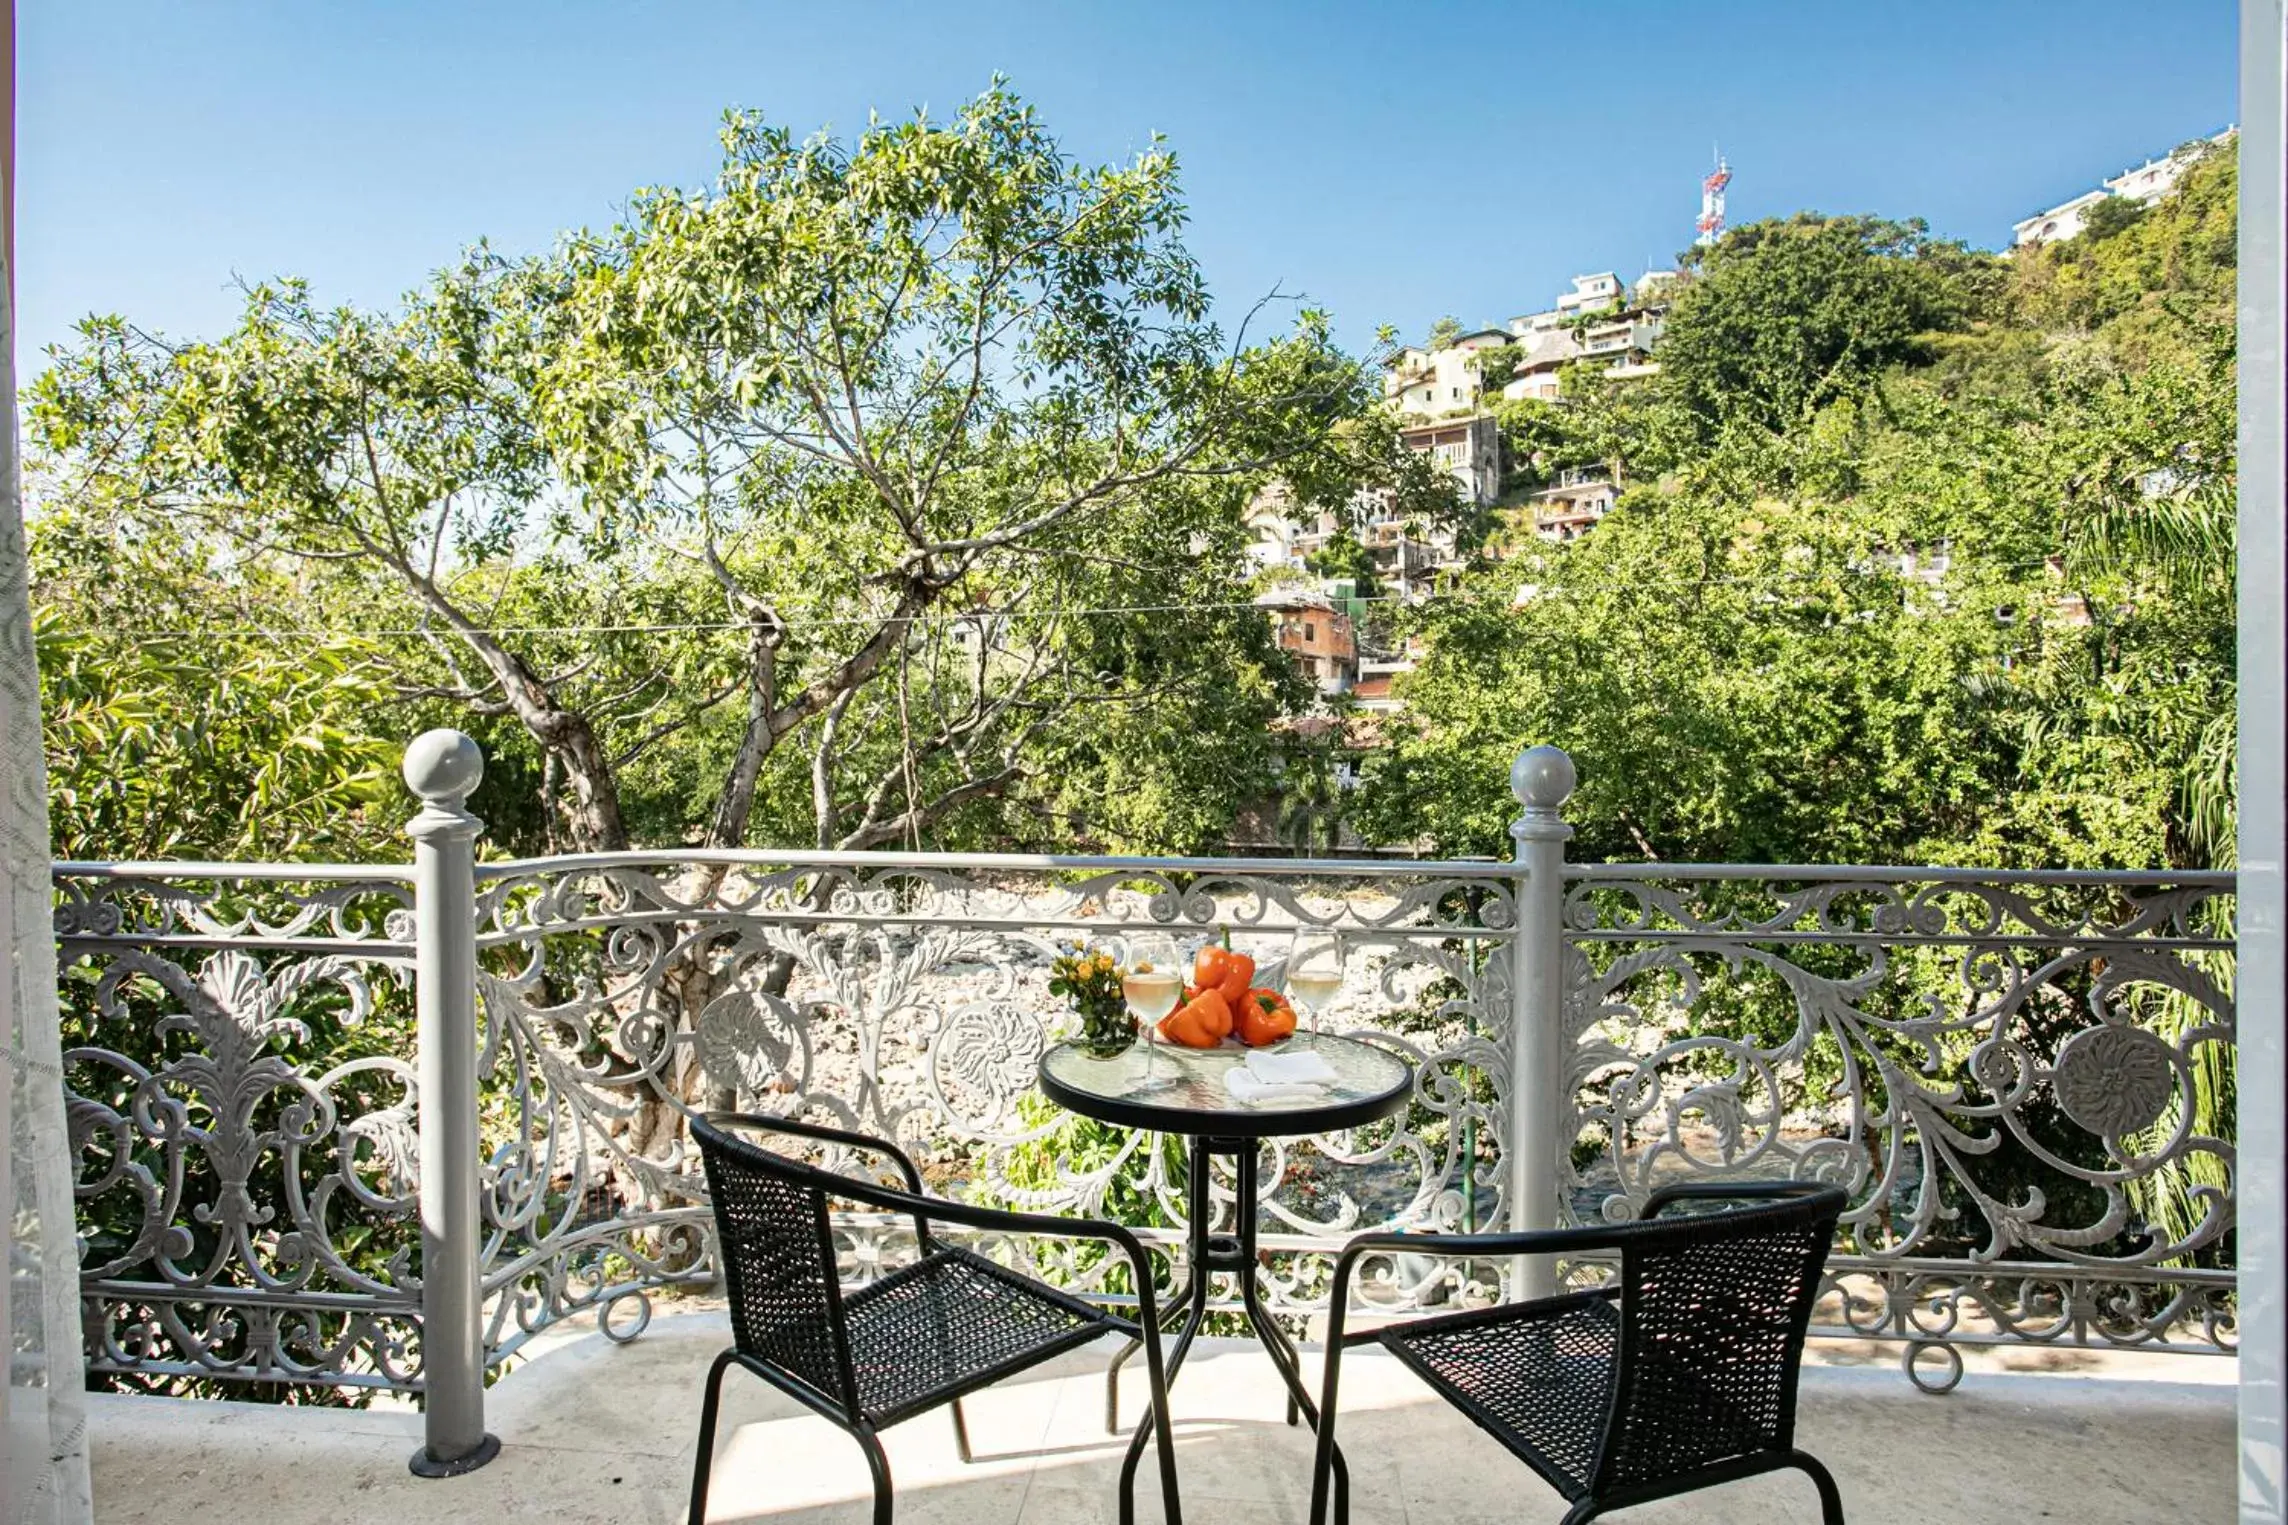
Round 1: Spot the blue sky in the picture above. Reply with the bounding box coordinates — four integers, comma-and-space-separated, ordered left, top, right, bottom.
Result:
17, 1, 2239, 365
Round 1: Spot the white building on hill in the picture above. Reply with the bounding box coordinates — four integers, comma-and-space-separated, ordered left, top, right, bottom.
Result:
1500, 271, 1670, 400
2012, 127, 2236, 247
1550, 272, 1624, 324
1399, 414, 1502, 507
1385, 329, 1511, 419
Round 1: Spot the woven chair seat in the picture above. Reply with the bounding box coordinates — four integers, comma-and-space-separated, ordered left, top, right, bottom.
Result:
1317, 1186, 1848, 1525
843, 1245, 1117, 1426
1379, 1287, 1793, 1501
1376, 1288, 1622, 1499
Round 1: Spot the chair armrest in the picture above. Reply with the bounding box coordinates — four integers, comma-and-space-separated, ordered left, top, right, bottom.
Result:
888, 1187, 1156, 1263
1320, 1224, 1632, 1347
701, 1113, 1154, 1285
1330, 1224, 1629, 1281
701, 1113, 1167, 1331
706, 1109, 926, 1196
801, 1165, 1167, 1326
1639, 1180, 1842, 1220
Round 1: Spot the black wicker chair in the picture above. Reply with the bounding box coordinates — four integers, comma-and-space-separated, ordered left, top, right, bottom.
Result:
1308, 1181, 1849, 1525
687, 1113, 1182, 1525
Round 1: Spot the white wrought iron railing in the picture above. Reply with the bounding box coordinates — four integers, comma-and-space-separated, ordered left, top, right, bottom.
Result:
53, 731, 2237, 1470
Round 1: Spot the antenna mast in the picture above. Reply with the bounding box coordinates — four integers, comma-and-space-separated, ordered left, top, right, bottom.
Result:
1696, 147, 1731, 247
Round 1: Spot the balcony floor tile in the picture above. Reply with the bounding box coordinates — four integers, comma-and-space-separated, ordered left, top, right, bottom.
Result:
88, 1311, 2238, 1524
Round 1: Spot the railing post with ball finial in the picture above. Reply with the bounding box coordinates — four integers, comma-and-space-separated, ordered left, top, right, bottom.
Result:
1507, 743, 1575, 1302
402, 729, 500, 1477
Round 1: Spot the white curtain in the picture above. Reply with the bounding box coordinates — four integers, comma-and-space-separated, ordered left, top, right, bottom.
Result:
2, 0, 93, 1510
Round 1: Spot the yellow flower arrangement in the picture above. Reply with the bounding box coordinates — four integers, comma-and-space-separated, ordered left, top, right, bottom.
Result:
1050, 944, 1134, 1057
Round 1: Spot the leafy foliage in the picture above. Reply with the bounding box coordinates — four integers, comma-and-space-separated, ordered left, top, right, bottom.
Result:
30, 503, 403, 861
2010, 142, 2236, 357
1653, 214, 1998, 452
31, 86, 1420, 860
1472, 342, 1523, 393
1365, 151, 2238, 876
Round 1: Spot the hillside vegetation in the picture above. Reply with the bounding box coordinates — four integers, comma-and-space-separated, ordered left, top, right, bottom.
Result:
1368, 145, 2237, 870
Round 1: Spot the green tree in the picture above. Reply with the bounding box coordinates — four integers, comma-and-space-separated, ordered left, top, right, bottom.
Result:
1362, 298, 2234, 876
1273, 728, 1346, 854
1303, 523, 1378, 597
2076, 193, 2148, 243
30, 503, 404, 861
1356, 482, 2058, 865
1473, 341, 1523, 393
2010, 143, 2236, 366
1491, 395, 1601, 495
1655, 214, 1998, 449
32, 87, 1415, 860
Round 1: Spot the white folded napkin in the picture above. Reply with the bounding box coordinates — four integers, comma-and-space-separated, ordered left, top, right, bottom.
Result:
1245, 1047, 1339, 1086
1224, 1066, 1323, 1106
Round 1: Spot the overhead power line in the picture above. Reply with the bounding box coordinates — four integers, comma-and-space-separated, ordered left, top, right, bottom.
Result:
52, 558, 2059, 646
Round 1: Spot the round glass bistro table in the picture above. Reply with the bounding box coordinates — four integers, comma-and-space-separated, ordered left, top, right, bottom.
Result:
1036, 1032, 1413, 1517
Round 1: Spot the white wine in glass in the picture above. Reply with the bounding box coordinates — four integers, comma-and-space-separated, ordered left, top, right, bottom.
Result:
1285, 929, 1344, 1032
1122, 964, 1183, 1023
1125, 932, 1183, 1092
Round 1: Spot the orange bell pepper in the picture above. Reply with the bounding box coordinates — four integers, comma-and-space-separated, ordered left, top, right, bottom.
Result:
1198, 987, 1234, 1039
1194, 928, 1256, 1009
1215, 952, 1257, 1009
1192, 943, 1240, 994
1159, 987, 1232, 1048
1234, 988, 1296, 1047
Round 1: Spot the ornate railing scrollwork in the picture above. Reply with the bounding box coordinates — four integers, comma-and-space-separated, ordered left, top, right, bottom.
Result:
466, 851, 1520, 1345
1560, 865, 2237, 1366
55, 864, 421, 1389
57, 846, 2237, 1396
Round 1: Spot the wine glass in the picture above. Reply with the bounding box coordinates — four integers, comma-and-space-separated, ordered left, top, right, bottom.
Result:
1284, 929, 1344, 1033
1124, 931, 1184, 1093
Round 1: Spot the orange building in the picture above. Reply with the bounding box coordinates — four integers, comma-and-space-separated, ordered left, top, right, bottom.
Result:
1257, 589, 1357, 696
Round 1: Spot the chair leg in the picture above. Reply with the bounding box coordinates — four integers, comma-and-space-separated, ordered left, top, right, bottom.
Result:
1147, 1348, 1183, 1525
950, 1397, 974, 1464
1104, 1334, 1138, 1434
1118, 1338, 1185, 1525
687, 1349, 741, 1525
1558, 1501, 1603, 1524
1305, 1354, 1350, 1525
858, 1427, 894, 1525
1109, 1263, 1195, 1434
1791, 1450, 1846, 1524
1258, 1310, 1303, 1426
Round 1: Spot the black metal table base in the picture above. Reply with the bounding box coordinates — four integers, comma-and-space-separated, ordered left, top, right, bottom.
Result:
1112, 1135, 1350, 1525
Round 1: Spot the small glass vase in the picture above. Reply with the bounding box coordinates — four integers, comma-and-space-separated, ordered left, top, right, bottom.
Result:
1076, 1002, 1137, 1059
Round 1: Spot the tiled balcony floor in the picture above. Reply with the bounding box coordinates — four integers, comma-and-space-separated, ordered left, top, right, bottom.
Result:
88, 1312, 2239, 1524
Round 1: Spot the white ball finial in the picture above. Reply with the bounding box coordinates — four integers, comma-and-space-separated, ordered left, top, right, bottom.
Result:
402, 729, 485, 804
1510, 744, 1577, 810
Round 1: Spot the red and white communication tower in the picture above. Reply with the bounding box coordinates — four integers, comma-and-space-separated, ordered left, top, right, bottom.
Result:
1695, 151, 1731, 247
